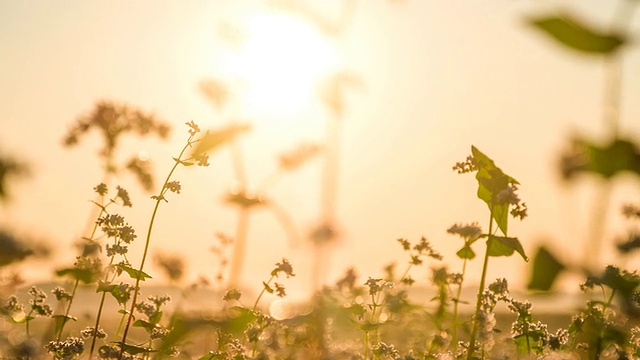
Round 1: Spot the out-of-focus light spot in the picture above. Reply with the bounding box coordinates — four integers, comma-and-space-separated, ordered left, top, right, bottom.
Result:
379, 312, 388, 323
225, 12, 339, 118
269, 298, 291, 320
137, 150, 150, 161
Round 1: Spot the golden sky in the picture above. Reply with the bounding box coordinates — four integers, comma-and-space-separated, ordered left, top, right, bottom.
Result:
1, 0, 639, 296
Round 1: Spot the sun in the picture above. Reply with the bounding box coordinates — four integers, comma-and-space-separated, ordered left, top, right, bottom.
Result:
224, 12, 339, 118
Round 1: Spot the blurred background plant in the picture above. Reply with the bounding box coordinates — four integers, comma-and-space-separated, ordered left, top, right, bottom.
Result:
526, 0, 640, 292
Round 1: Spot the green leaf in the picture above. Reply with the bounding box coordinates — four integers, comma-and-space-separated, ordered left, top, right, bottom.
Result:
198, 352, 222, 360
133, 319, 158, 332
53, 314, 77, 335
224, 306, 258, 334
96, 280, 116, 293
486, 235, 528, 261
529, 14, 625, 54
191, 123, 251, 156
527, 246, 566, 291
116, 264, 152, 281
456, 245, 476, 259
581, 138, 640, 178
115, 342, 156, 355
600, 266, 640, 297
149, 310, 163, 325
513, 330, 545, 356
56, 267, 99, 284
471, 146, 518, 234
359, 321, 382, 332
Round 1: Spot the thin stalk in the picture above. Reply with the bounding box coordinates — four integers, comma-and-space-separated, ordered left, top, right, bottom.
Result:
55, 280, 79, 341
88, 256, 122, 358
227, 209, 250, 288
312, 113, 342, 292
451, 258, 468, 352
584, 184, 612, 272
225, 120, 250, 289
252, 275, 275, 312
88, 292, 108, 357
583, 0, 637, 270
467, 204, 495, 360
118, 135, 195, 359
56, 193, 110, 344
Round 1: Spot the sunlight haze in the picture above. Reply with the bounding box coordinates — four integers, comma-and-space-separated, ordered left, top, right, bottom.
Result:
1, 0, 639, 299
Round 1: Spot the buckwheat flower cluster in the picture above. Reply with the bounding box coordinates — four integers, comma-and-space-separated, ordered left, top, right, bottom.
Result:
476, 309, 496, 352
497, 183, 528, 220
52, 286, 73, 302
45, 337, 85, 360
488, 278, 509, 297
372, 341, 400, 359
105, 244, 127, 257
115, 186, 132, 207
186, 120, 200, 136
98, 344, 135, 360
2, 295, 24, 321
94, 183, 108, 196
97, 214, 137, 244
110, 282, 134, 305
166, 181, 181, 194
547, 328, 569, 350
447, 223, 482, 240
136, 294, 171, 319
452, 155, 477, 174
271, 258, 295, 278
80, 326, 107, 340
150, 327, 169, 340
223, 288, 242, 302
28, 286, 53, 317
414, 236, 443, 261
365, 277, 393, 296
73, 256, 103, 282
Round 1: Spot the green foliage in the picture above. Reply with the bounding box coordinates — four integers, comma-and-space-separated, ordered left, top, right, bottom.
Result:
115, 264, 152, 281
470, 146, 520, 235
529, 14, 625, 54
527, 246, 566, 291
486, 235, 528, 261
562, 137, 640, 179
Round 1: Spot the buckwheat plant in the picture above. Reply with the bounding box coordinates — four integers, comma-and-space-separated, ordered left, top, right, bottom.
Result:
25, 286, 53, 336
453, 146, 528, 360
355, 237, 441, 360
227, 258, 295, 358
51, 183, 136, 357
568, 265, 640, 359
446, 222, 482, 352
117, 121, 211, 359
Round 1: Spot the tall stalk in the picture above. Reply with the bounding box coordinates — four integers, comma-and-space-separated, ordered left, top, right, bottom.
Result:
118, 128, 202, 359
451, 257, 468, 353
466, 203, 495, 360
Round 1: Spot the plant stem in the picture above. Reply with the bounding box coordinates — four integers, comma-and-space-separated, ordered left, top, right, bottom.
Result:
467, 204, 495, 360
228, 208, 250, 288
88, 292, 108, 357
252, 275, 275, 312
55, 279, 79, 341
118, 136, 194, 359
226, 119, 250, 288
451, 258, 468, 352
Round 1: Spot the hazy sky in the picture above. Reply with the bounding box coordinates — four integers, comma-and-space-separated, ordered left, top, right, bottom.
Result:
1, 0, 639, 297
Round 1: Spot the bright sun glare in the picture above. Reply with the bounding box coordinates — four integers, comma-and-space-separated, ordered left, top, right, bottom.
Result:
225, 12, 339, 117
